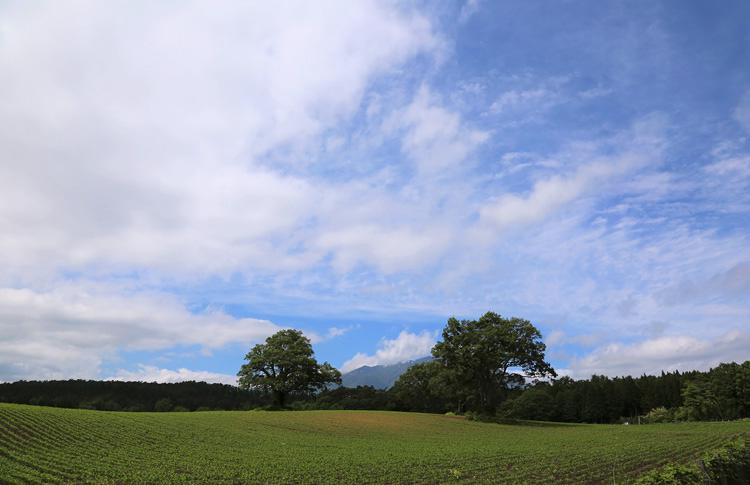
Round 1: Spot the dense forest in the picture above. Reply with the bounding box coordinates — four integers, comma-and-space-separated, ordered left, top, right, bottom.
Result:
0, 380, 269, 412
392, 360, 750, 423
2, 360, 749, 423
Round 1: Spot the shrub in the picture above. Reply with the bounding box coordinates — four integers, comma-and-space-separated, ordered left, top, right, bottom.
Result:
673, 406, 690, 422
633, 463, 701, 484
644, 407, 674, 424
701, 437, 750, 483
634, 437, 750, 484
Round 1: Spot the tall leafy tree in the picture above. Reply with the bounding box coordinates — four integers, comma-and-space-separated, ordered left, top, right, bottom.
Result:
432, 311, 556, 413
237, 329, 341, 407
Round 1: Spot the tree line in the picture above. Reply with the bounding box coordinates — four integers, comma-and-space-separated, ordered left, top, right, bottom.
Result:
2, 312, 749, 422
393, 361, 750, 423
0, 380, 270, 412
4, 361, 748, 422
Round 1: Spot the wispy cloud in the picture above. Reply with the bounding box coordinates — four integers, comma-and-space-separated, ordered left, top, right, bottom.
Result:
734, 89, 750, 133
1, 1, 749, 381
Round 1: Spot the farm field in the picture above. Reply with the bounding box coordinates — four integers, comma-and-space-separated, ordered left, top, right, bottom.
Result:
1, 403, 749, 484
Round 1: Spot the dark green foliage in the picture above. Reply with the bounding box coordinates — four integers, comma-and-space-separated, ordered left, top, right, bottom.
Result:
496, 361, 750, 424
307, 386, 393, 410
681, 362, 750, 421
237, 329, 341, 407
391, 361, 467, 413
499, 386, 557, 421
154, 398, 173, 412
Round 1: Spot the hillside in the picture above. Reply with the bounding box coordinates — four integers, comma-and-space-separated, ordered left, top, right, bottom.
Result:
341, 357, 431, 389
2, 403, 749, 484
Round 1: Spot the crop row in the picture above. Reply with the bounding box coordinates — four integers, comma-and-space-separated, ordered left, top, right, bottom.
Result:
2, 404, 750, 484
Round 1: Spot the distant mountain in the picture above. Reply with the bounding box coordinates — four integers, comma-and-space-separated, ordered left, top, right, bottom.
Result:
341, 356, 432, 389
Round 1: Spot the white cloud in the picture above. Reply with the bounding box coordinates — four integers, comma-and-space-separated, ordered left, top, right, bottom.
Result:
480, 163, 599, 228
546, 330, 566, 346
479, 119, 663, 231
0, 283, 282, 381
313, 223, 452, 273
341, 330, 436, 373
326, 326, 353, 339
0, 1, 440, 280
657, 261, 750, 306
459, 0, 482, 24
387, 86, 489, 176
490, 88, 553, 113
1, 2, 748, 385
705, 156, 750, 179
546, 330, 601, 348
306, 325, 356, 344
578, 86, 613, 99
487, 76, 574, 120
568, 331, 750, 379
111, 365, 237, 385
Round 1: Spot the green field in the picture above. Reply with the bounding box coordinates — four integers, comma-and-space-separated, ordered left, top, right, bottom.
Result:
1, 403, 749, 484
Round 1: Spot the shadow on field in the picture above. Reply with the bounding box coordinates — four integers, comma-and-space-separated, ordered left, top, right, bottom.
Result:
476, 417, 584, 428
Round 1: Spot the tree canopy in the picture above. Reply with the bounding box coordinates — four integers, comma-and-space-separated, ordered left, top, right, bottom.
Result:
432, 311, 556, 413
237, 329, 341, 407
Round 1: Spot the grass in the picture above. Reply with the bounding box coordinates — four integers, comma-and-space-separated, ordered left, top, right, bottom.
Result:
1, 403, 749, 484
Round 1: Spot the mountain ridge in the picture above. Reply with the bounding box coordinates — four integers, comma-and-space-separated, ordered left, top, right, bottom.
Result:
341, 356, 432, 389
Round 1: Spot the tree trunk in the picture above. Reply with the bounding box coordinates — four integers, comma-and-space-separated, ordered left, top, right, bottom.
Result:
478, 380, 496, 414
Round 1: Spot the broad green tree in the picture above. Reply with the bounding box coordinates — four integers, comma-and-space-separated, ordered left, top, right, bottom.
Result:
432, 311, 556, 413
682, 380, 722, 421
392, 361, 469, 413
237, 329, 341, 407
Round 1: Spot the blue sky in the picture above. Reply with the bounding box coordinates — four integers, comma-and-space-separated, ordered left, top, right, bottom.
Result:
1, 1, 749, 384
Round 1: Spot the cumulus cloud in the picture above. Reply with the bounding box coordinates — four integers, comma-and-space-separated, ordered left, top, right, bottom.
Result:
0, 283, 282, 381
568, 331, 750, 379
111, 365, 237, 385
0, 1, 440, 280
341, 330, 436, 373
